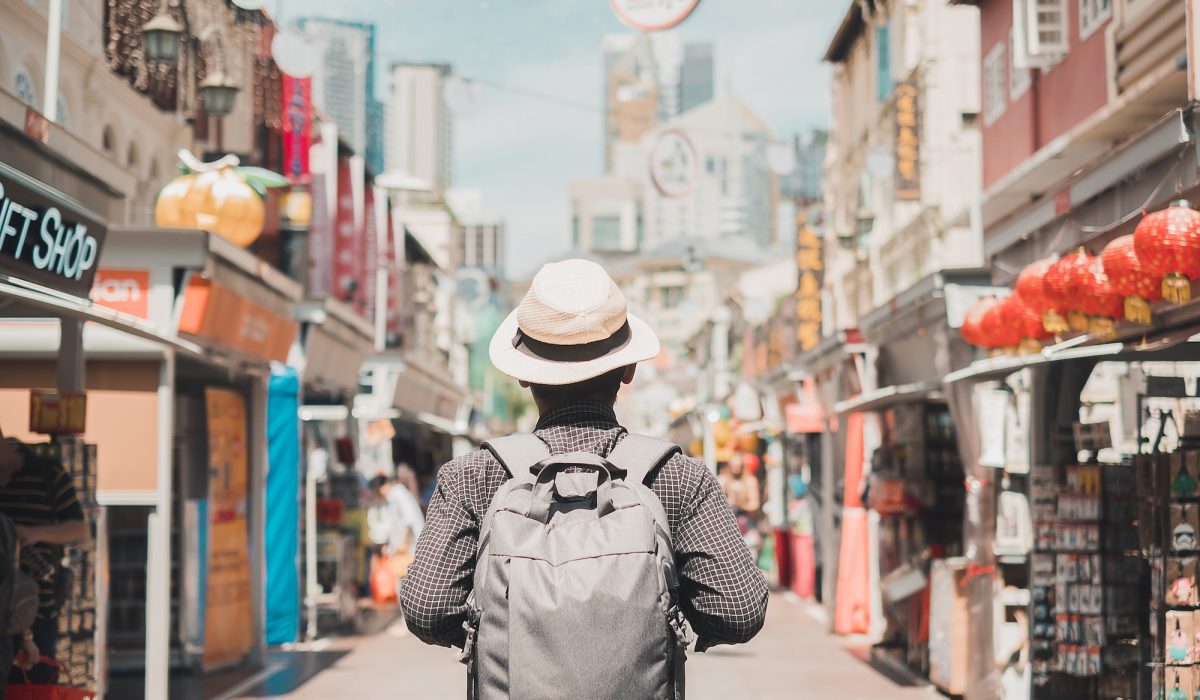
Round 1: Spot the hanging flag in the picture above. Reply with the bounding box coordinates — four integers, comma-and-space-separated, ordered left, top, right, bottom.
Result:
281, 75, 312, 182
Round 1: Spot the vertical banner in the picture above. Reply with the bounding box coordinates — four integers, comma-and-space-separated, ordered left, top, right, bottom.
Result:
387, 205, 406, 344
333, 158, 362, 310
264, 368, 300, 645
363, 186, 379, 326
894, 80, 921, 200
794, 215, 823, 351
281, 75, 312, 182
307, 123, 338, 298
202, 388, 253, 669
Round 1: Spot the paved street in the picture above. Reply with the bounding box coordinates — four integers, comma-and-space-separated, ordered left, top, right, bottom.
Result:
226, 593, 936, 700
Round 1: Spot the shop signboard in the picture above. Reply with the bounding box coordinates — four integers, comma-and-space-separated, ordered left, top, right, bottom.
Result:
610, 0, 700, 31
332, 157, 365, 311
178, 276, 298, 363
202, 388, 254, 669
893, 80, 920, 201
794, 217, 823, 351
90, 268, 149, 319
28, 390, 87, 434
0, 161, 106, 298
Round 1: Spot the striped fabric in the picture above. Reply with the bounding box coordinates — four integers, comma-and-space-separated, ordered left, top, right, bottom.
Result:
0, 450, 84, 619
400, 400, 769, 653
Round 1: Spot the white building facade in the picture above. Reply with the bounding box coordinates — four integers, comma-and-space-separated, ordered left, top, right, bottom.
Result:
385, 62, 453, 191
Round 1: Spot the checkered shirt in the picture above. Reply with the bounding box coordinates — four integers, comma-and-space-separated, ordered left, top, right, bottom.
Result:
399, 400, 769, 652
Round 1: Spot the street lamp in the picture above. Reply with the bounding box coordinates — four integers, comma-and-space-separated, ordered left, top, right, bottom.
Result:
141, 2, 183, 64
198, 70, 239, 117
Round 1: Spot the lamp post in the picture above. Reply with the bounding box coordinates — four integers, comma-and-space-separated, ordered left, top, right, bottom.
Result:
141, 0, 240, 146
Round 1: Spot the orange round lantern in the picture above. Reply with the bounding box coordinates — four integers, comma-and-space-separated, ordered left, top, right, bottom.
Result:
1044, 249, 1096, 332
154, 174, 197, 229
179, 167, 266, 248
961, 297, 1001, 349
1016, 258, 1068, 334
1078, 260, 1124, 337
1100, 234, 1162, 324
1003, 293, 1050, 353
1132, 200, 1200, 304
982, 297, 1021, 354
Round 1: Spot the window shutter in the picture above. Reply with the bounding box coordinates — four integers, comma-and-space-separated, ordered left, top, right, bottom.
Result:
1012, 0, 1068, 68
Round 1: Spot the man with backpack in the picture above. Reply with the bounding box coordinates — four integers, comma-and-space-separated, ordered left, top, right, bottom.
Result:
400, 259, 768, 699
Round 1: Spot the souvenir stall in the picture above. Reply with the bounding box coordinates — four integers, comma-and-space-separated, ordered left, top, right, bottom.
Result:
952, 193, 1200, 700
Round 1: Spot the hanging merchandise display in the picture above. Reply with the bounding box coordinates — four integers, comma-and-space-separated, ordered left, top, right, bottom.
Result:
1100, 234, 1162, 324
154, 150, 287, 248
1017, 258, 1069, 335
981, 297, 1022, 354
961, 296, 1003, 351
1001, 294, 1053, 354
1132, 201, 1200, 304
1044, 249, 1098, 333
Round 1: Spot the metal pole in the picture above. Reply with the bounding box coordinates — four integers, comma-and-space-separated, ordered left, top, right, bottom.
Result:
374, 186, 388, 351
43, 0, 62, 121
305, 448, 320, 641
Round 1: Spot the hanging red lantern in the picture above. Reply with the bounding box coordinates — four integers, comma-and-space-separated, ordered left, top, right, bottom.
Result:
1016, 258, 1068, 334
1002, 293, 1050, 354
1044, 249, 1096, 332
961, 297, 1000, 349
1078, 260, 1124, 337
1099, 234, 1161, 324
982, 297, 1021, 355
1132, 200, 1200, 304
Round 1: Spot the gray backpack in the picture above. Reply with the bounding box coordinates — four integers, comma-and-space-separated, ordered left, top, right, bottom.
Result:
0, 514, 39, 635
463, 433, 694, 700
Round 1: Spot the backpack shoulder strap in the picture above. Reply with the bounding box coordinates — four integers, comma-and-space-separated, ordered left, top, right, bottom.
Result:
606, 433, 681, 486
481, 434, 550, 486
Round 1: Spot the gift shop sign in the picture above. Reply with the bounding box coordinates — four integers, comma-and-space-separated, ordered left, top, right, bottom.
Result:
610, 0, 700, 31
0, 165, 106, 297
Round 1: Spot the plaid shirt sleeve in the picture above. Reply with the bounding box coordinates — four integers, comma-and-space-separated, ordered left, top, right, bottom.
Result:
673, 457, 769, 651
399, 459, 479, 648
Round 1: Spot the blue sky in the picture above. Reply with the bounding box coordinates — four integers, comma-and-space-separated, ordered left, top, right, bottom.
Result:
272, 0, 849, 275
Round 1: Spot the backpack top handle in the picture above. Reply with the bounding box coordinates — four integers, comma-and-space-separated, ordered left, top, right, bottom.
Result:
526, 452, 618, 523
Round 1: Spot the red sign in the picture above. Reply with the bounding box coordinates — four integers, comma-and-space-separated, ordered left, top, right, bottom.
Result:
281, 75, 312, 181
29, 391, 87, 434
90, 268, 150, 319
23, 108, 49, 144
333, 158, 359, 310
178, 276, 298, 363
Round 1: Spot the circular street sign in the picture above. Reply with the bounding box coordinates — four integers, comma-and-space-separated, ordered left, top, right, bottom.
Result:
231, 0, 266, 9
609, 0, 701, 32
649, 129, 698, 198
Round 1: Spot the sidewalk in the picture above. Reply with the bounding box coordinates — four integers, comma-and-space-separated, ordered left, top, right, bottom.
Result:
230, 592, 937, 700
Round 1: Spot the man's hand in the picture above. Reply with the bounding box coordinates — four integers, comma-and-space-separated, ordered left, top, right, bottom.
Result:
20, 633, 38, 668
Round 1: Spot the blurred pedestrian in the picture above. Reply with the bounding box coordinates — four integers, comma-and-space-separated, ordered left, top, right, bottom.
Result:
400, 259, 767, 699
0, 426, 87, 676
368, 473, 424, 588
720, 452, 763, 554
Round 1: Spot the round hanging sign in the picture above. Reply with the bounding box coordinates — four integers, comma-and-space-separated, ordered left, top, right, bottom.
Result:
609, 0, 701, 32
271, 30, 318, 78
649, 129, 698, 198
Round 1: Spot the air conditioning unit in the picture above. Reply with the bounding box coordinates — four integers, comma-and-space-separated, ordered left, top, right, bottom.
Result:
1012, 0, 1069, 69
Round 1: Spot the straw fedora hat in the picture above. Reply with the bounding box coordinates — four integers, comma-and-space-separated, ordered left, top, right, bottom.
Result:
490, 259, 661, 386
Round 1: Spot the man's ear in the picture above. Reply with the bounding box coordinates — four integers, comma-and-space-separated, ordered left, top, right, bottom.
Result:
622, 365, 637, 385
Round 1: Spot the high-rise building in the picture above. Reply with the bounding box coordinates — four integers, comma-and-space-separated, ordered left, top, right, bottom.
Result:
680, 44, 714, 113
601, 34, 712, 173
295, 18, 383, 171
385, 63, 454, 191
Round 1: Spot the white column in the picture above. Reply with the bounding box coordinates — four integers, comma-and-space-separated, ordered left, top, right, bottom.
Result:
145, 353, 174, 700
43, 0, 63, 121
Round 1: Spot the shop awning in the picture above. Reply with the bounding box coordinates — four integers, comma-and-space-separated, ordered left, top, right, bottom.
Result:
945, 331, 1200, 386
784, 377, 826, 433
0, 274, 201, 355
834, 379, 944, 415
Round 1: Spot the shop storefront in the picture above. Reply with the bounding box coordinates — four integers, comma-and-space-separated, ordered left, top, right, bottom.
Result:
948, 105, 1200, 700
